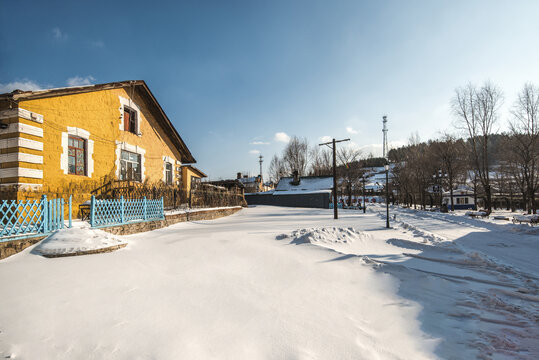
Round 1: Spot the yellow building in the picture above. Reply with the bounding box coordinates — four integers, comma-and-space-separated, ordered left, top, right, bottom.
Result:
180, 165, 207, 194
0, 80, 198, 209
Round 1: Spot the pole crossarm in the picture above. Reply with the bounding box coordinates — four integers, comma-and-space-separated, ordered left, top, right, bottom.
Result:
318, 138, 350, 147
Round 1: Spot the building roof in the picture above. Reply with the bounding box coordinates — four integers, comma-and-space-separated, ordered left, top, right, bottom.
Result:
442, 185, 474, 196
238, 176, 259, 184
0, 80, 196, 163
275, 176, 333, 192
181, 165, 207, 178
208, 179, 245, 189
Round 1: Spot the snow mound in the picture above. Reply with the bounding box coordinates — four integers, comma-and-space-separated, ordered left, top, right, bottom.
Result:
278, 227, 371, 245
386, 238, 463, 254
35, 224, 126, 257
397, 220, 447, 243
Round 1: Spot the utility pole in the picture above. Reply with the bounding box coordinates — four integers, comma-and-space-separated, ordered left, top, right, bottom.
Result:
319, 138, 350, 219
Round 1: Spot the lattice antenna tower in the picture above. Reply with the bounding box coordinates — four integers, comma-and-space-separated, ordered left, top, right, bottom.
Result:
259, 155, 264, 181
382, 115, 388, 160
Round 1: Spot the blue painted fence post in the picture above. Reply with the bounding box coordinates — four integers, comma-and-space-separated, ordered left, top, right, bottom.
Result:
90, 195, 96, 227
161, 197, 164, 219
60, 198, 65, 229
143, 196, 147, 221
42, 195, 48, 233
49, 199, 56, 231
48, 199, 52, 231
68, 195, 72, 228
54, 199, 57, 228
120, 196, 125, 224
56, 199, 61, 230
54, 199, 58, 230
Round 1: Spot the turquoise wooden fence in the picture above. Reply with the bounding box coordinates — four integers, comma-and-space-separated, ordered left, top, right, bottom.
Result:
89, 196, 164, 227
0, 195, 72, 241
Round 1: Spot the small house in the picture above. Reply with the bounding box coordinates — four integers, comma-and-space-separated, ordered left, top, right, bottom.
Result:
245, 174, 333, 208
180, 165, 207, 194
442, 185, 476, 210
237, 172, 263, 193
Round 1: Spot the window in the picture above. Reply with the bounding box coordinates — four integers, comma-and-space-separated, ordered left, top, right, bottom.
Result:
123, 106, 137, 134
68, 136, 86, 175
165, 162, 173, 185
120, 150, 141, 181
191, 176, 201, 190
456, 197, 469, 205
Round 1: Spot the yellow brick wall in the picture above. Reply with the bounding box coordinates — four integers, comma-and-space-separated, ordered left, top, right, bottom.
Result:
181, 167, 204, 194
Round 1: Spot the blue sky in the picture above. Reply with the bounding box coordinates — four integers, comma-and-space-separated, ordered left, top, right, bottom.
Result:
2, 0, 539, 180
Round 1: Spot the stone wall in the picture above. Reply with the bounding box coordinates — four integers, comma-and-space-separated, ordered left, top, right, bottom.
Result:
0, 207, 242, 259
100, 206, 242, 235
0, 236, 46, 260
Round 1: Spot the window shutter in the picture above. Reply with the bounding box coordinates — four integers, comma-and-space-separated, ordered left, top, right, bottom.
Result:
124, 109, 130, 131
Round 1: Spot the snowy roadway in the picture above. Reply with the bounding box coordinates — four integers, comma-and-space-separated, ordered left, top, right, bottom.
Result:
0, 205, 537, 359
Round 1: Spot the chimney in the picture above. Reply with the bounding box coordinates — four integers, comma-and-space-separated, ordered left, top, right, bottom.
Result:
237, 172, 242, 179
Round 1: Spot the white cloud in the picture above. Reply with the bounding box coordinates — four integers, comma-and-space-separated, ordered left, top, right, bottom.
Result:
319, 135, 332, 143
0, 80, 43, 93
274, 132, 290, 143
346, 126, 358, 134
52, 27, 68, 41
66, 76, 96, 87
249, 149, 260, 155
250, 141, 270, 145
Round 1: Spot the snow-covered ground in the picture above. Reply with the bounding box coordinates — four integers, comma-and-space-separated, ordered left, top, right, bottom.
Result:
0, 205, 537, 359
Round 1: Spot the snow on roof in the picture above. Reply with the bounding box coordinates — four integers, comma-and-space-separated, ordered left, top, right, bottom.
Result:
442, 185, 474, 196
273, 189, 332, 196
239, 177, 259, 184
275, 176, 333, 192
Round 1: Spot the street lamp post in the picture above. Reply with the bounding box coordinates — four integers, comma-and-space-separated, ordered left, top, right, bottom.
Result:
385, 163, 390, 228
362, 176, 366, 214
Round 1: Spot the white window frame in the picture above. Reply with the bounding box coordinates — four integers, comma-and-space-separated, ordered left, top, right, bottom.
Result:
119, 96, 142, 136
115, 142, 146, 181
60, 127, 94, 177
163, 156, 174, 184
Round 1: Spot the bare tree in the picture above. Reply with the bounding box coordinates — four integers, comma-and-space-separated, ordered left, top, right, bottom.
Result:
309, 146, 332, 176
506, 83, 539, 213
282, 136, 310, 176
432, 134, 467, 211
452, 82, 503, 213
337, 147, 362, 205
268, 155, 286, 183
